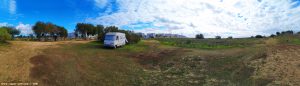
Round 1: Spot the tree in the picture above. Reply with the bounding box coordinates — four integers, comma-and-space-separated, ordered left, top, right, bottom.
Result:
32, 21, 68, 41
75, 23, 94, 39
104, 26, 119, 32
94, 25, 104, 35
0, 28, 11, 42
276, 32, 281, 36
56, 26, 68, 40
228, 36, 233, 39
215, 36, 221, 39
32, 21, 46, 40
195, 34, 204, 39
280, 30, 294, 35
97, 25, 141, 44
270, 34, 276, 38
2, 26, 20, 39
255, 35, 264, 38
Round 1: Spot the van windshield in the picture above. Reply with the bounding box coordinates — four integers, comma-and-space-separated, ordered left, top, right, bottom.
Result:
105, 35, 115, 40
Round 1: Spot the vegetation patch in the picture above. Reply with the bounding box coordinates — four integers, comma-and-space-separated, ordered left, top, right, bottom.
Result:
155, 38, 265, 50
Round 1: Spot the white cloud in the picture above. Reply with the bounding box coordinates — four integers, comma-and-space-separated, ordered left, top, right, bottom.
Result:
9, 0, 16, 14
94, 0, 108, 9
88, 0, 300, 38
0, 0, 16, 14
16, 23, 33, 35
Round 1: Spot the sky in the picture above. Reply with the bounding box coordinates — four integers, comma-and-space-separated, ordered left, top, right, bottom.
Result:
0, 0, 300, 37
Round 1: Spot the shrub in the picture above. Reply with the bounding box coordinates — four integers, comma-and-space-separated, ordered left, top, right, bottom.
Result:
0, 29, 11, 42
270, 34, 276, 38
215, 36, 221, 39
228, 36, 233, 39
125, 31, 141, 44
195, 34, 204, 39
255, 35, 264, 38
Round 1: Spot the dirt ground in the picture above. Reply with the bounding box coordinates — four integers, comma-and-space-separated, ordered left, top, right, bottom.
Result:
0, 41, 88, 83
252, 45, 300, 86
0, 40, 300, 86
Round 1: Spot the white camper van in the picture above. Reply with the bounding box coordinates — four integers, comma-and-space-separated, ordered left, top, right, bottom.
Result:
104, 32, 128, 48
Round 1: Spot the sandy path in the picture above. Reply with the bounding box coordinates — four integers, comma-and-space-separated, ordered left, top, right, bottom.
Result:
0, 41, 88, 83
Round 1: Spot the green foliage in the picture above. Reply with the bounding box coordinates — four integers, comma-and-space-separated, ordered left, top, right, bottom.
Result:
0, 28, 11, 42
255, 35, 264, 38
75, 23, 96, 38
97, 25, 141, 44
215, 36, 221, 39
270, 34, 276, 37
275, 30, 294, 36
195, 34, 204, 39
276, 35, 300, 45
32, 21, 68, 41
1, 26, 20, 39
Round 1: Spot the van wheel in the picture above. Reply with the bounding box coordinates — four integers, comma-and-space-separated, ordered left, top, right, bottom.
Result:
114, 45, 117, 49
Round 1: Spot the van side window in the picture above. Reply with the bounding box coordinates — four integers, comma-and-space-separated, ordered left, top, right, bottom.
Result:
116, 36, 119, 40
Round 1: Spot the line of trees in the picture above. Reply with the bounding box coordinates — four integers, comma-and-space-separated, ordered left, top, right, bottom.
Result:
32, 21, 68, 41
75, 23, 141, 44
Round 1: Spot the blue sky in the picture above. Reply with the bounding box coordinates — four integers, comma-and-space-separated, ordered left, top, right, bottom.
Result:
1, 0, 300, 37
0, 0, 102, 32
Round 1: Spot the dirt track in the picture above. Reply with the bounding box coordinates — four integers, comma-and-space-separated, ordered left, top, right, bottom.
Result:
254, 45, 300, 86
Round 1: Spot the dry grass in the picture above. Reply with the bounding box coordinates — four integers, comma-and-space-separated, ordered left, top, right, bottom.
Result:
0, 39, 299, 86
0, 41, 89, 84
252, 45, 300, 86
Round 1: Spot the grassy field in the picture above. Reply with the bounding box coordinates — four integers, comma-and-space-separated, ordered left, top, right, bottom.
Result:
0, 37, 299, 86
154, 38, 266, 49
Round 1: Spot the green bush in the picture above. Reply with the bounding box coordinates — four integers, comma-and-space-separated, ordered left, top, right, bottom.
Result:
0, 29, 11, 42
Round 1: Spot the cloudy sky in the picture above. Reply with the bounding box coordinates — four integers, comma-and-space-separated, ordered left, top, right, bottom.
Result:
0, 0, 300, 37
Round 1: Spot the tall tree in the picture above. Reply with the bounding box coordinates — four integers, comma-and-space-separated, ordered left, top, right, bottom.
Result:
75, 23, 94, 39
104, 26, 119, 32
32, 21, 68, 41
32, 21, 46, 40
